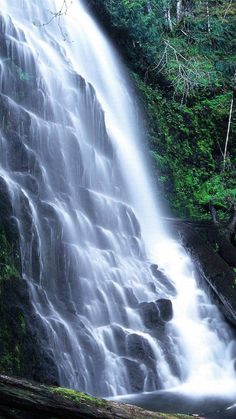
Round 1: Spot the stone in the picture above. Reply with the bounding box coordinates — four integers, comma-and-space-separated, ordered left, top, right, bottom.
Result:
124, 286, 138, 307
126, 333, 155, 363
139, 301, 161, 329
156, 299, 173, 322
218, 238, 236, 268
122, 358, 145, 393
167, 219, 236, 328
150, 264, 176, 296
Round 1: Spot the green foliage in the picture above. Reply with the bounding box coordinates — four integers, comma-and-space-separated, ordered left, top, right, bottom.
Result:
0, 290, 27, 376
0, 223, 41, 380
94, 0, 236, 219
195, 173, 236, 207
0, 229, 25, 375
0, 229, 20, 281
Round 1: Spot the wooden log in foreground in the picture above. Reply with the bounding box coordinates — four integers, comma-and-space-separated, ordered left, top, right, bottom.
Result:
0, 375, 194, 419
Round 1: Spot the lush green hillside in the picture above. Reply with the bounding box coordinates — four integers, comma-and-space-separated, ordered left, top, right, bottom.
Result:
88, 0, 236, 219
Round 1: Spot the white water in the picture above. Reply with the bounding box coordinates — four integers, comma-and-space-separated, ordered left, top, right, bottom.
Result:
0, 0, 235, 398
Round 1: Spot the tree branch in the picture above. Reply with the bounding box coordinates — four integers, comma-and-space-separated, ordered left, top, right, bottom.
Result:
33, 0, 73, 41
223, 95, 234, 171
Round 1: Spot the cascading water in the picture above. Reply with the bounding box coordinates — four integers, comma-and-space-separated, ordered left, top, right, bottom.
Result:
0, 0, 235, 401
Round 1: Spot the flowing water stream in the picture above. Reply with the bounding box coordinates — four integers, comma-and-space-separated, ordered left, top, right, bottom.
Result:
0, 0, 236, 402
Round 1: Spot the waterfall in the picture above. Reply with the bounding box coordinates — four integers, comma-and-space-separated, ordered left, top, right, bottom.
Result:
0, 0, 235, 398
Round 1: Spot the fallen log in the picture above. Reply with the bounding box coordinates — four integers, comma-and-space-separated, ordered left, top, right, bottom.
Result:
0, 375, 192, 419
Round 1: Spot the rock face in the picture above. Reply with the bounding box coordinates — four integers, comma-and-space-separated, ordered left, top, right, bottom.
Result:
0, 226, 59, 385
150, 264, 177, 296
0, 273, 60, 385
156, 299, 173, 322
167, 219, 236, 328
0, 375, 192, 419
139, 299, 173, 329
139, 301, 161, 329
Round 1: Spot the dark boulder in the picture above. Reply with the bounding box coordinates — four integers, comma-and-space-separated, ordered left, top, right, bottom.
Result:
125, 333, 161, 388
139, 298, 173, 329
218, 238, 236, 268
139, 301, 161, 329
168, 220, 236, 328
122, 358, 145, 393
126, 333, 155, 363
156, 299, 173, 322
110, 324, 127, 355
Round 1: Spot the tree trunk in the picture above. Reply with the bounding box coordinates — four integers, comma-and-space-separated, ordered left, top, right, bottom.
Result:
166, 6, 173, 31
223, 95, 234, 170
206, 0, 211, 33
209, 202, 236, 243
176, 0, 183, 22
209, 201, 219, 226
146, 0, 152, 13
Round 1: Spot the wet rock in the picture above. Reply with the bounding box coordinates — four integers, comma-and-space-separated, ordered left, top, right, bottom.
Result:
182, 227, 236, 327
139, 298, 173, 329
111, 324, 126, 354
139, 301, 161, 329
0, 177, 13, 226
124, 286, 138, 307
167, 219, 236, 328
150, 264, 159, 276
0, 276, 59, 385
218, 238, 236, 268
150, 264, 176, 296
0, 178, 19, 243
125, 333, 161, 386
122, 358, 145, 392
156, 299, 173, 322
147, 281, 157, 293
144, 370, 161, 392
126, 333, 155, 363
0, 94, 31, 138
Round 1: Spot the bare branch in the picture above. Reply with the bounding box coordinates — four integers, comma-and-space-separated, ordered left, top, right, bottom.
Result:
152, 40, 211, 100
33, 0, 73, 41
223, 0, 233, 19
223, 95, 234, 171
206, 0, 211, 33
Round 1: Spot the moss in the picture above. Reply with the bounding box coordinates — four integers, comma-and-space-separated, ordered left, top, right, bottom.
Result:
91, 0, 236, 220
50, 386, 107, 406
0, 228, 20, 281
133, 72, 236, 219
158, 415, 192, 419
49, 386, 192, 418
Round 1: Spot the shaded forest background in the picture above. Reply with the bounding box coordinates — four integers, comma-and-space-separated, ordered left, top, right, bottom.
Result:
87, 0, 236, 220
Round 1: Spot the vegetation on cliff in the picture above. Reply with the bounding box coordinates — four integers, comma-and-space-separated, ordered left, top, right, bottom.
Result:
87, 0, 236, 219
0, 228, 23, 374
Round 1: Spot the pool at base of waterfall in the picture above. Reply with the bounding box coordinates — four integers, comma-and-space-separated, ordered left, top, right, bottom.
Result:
111, 390, 236, 418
